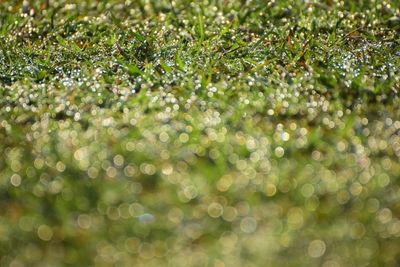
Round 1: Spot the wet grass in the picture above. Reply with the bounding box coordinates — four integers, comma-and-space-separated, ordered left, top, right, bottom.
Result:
1, 0, 400, 266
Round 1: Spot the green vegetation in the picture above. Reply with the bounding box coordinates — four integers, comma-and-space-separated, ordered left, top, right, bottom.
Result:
1, 0, 400, 266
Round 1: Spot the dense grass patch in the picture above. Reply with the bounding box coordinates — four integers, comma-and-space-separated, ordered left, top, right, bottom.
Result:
1, 0, 400, 266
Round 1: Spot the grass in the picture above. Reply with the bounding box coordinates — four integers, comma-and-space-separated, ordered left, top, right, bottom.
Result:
1, 0, 400, 266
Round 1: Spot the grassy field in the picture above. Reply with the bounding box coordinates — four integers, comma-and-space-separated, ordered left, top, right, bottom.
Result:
1, 0, 400, 266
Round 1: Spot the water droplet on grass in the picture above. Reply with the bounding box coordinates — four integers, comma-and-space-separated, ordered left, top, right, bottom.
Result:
139, 213, 155, 223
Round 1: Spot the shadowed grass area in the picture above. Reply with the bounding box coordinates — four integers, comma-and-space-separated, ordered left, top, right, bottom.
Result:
1, 0, 400, 266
